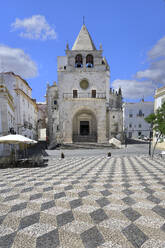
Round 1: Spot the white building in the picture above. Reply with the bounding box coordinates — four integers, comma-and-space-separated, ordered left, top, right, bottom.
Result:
154, 86, 165, 149
14, 73, 38, 139
0, 73, 15, 156
0, 72, 38, 156
123, 100, 154, 139
47, 24, 123, 146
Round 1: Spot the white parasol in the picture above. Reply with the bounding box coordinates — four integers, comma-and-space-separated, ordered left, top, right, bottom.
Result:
0, 134, 37, 161
0, 134, 37, 144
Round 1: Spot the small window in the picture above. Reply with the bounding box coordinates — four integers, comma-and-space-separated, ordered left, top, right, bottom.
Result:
54, 100, 57, 105
64, 66, 66, 70
138, 132, 141, 136
92, 90, 96, 98
139, 124, 142, 128
129, 114, 133, 118
73, 90, 78, 98
129, 124, 132, 128
113, 116, 115, 119
138, 110, 143, 117
57, 125, 59, 131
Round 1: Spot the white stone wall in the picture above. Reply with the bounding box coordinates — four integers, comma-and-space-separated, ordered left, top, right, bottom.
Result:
58, 71, 107, 99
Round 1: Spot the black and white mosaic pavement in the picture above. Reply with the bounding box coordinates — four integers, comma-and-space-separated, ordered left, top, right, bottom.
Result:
0, 155, 165, 247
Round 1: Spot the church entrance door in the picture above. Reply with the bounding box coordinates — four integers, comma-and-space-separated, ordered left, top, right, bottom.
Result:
80, 121, 89, 136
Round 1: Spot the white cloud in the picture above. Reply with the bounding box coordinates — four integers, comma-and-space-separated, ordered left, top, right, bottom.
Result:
148, 36, 165, 59
11, 15, 57, 40
0, 45, 38, 78
112, 35, 165, 100
112, 79, 157, 100
136, 36, 165, 85
136, 58, 165, 84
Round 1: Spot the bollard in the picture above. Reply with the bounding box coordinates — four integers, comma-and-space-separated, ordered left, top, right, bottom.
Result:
61, 152, 65, 159
107, 152, 111, 157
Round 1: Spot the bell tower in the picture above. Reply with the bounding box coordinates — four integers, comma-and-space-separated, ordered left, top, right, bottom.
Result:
57, 24, 111, 143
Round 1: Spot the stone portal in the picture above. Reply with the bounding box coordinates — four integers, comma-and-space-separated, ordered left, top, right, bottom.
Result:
72, 109, 97, 142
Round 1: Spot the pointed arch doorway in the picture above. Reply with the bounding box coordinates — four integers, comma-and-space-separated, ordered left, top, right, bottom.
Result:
72, 109, 97, 142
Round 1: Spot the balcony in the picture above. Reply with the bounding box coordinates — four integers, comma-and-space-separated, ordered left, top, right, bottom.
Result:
63, 92, 106, 99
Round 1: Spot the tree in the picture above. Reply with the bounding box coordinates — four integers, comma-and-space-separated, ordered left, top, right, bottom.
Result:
145, 102, 165, 158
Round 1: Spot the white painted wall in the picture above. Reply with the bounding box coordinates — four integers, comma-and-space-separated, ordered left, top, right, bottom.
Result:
0, 72, 38, 156
123, 101, 154, 138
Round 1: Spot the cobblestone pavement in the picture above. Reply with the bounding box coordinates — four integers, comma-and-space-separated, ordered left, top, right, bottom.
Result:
0, 155, 165, 247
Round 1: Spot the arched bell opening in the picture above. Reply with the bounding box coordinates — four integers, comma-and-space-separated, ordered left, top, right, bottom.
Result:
86, 54, 93, 68
75, 54, 83, 68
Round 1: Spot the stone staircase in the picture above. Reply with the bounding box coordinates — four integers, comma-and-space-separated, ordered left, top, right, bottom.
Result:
59, 142, 113, 149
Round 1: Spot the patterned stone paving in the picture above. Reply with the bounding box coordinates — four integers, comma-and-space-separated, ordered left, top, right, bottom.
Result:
0, 155, 165, 247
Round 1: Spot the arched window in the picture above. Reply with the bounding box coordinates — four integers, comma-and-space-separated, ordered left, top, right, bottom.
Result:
86, 54, 93, 68
75, 54, 83, 68
138, 110, 143, 117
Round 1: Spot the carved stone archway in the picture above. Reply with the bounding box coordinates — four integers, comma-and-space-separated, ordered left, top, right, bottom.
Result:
72, 109, 97, 142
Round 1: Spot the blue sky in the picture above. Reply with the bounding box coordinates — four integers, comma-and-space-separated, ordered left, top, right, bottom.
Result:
0, 0, 165, 102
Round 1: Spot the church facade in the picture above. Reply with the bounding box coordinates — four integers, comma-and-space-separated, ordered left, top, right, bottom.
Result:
47, 24, 123, 145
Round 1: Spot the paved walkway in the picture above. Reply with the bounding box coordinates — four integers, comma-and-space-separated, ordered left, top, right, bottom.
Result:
0, 155, 165, 247
46, 143, 161, 158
